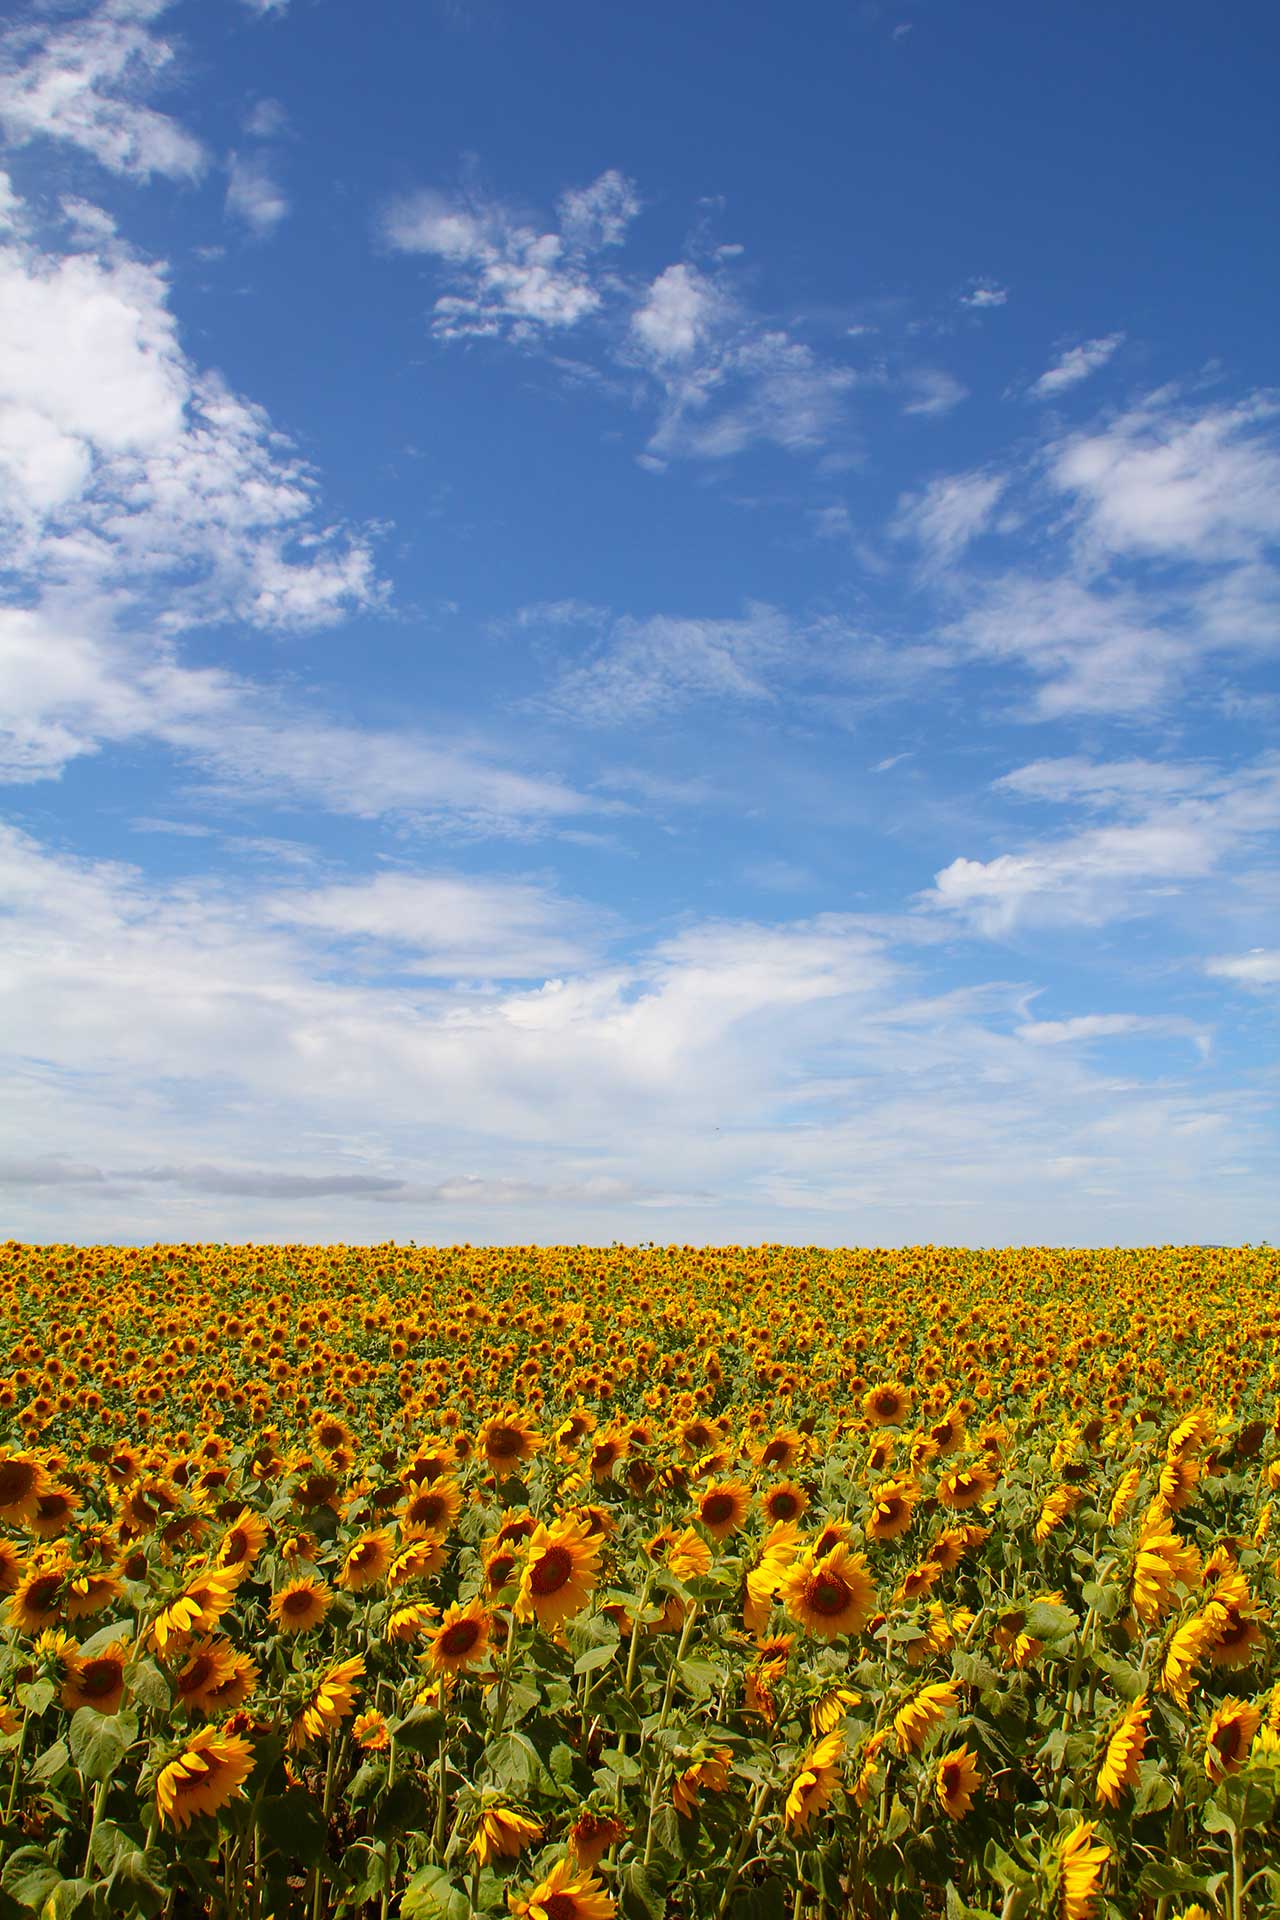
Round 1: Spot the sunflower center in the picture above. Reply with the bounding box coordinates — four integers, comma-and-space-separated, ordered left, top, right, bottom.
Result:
81, 1660, 123, 1697
439, 1618, 482, 1657
807, 1574, 851, 1616
283, 1589, 319, 1615
701, 1494, 736, 1525
769, 1492, 800, 1519
27, 1574, 62, 1612
0, 1462, 35, 1505
541, 1898, 578, 1920
529, 1546, 573, 1596
411, 1496, 446, 1528
487, 1427, 522, 1459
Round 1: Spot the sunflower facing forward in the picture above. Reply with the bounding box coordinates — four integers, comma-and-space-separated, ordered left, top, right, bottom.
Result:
515, 1515, 601, 1632
778, 1542, 876, 1641
506, 1855, 615, 1920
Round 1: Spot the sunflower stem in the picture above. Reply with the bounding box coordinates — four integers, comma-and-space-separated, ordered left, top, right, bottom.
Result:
715, 1777, 772, 1920
4, 1706, 28, 1820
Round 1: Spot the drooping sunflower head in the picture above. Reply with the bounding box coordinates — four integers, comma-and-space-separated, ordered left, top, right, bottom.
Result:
156, 1727, 255, 1830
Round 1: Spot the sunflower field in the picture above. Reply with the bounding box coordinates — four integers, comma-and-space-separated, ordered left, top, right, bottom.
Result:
1, 1242, 1279, 1920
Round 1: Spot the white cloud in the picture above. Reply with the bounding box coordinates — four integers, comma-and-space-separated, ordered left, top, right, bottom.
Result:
380, 171, 639, 341
961, 280, 1008, 309
995, 757, 1207, 809
630, 262, 721, 362
892, 469, 1004, 563
1206, 950, 1280, 988
1015, 1013, 1201, 1046
928, 754, 1280, 935
0, 0, 205, 181
1051, 390, 1280, 563
542, 602, 795, 722
225, 150, 289, 237
2, 823, 1274, 1243
902, 368, 968, 417
1031, 333, 1124, 398
243, 97, 288, 138
239, 0, 289, 14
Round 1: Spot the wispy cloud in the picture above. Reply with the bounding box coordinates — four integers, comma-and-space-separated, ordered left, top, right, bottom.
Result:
1206, 949, 1280, 988
225, 150, 289, 237
961, 280, 1008, 309
1031, 332, 1123, 398
892, 469, 1005, 564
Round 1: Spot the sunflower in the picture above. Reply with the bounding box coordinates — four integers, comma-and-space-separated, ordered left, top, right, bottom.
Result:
387, 1601, 439, 1644
31, 1487, 78, 1540
269, 1577, 332, 1635
567, 1811, 626, 1871
64, 1571, 123, 1620
400, 1479, 462, 1535
469, 1804, 544, 1864
664, 1526, 712, 1581
0, 1452, 53, 1526
694, 1479, 751, 1542
173, 1638, 240, 1715
1160, 1610, 1221, 1708
156, 1726, 255, 1829
507, 1855, 616, 1920
811, 1686, 861, 1734
426, 1598, 492, 1675
1091, 1694, 1146, 1808
216, 1509, 268, 1576
852, 1730, 890, 1808
1131, 1513, 1200, 1624
1055, 1821, 1110, 1920
152, 1566, 239, 1653
893, 1681, 958, 1755
478, 1413, 541, 1477
935, 1745, 981, 1819
352, 1709, 391, 1752
784, 1732, 843, 1833
935, 1464, 998, 1511
338, 1530, 394, 1592
0, 1540, 26, 1595
389, 1534, 448, 1585
865, 1478, 919, 1544
515, 1516, 601, 1632
7, 1561, 65, 1634
670, 1747, 731, 1817
290, 1655, 365, 1749
1204, 1697, 1261, 1782
863, 1383, 909, 1427
778, 1543, 875, 1641
203, 1651, 259, 1715
60, 1640, 129, 1715
761, 1480, 809, 1526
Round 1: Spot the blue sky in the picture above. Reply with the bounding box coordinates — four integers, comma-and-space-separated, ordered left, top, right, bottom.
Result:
1, 0, 1278, 1246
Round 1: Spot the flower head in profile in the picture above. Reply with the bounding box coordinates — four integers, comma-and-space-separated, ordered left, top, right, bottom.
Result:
1096, 1696, 1147, 1807
469, 1803, 543, 1865
671, 1747, 732, 1818
893, 1681, 958, 1755
567, 1811, 626, 1871
156, 1726, 255, 1829
1053, 1821, 1110, 1920
289, 1655, 365, 1749
506, 1854, 615, 1920
784, 1732, 843, 1833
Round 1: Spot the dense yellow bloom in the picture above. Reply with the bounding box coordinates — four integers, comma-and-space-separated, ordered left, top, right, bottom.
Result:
1132, 1513, 1199, 1625
865, 1477, 918, 1543
156, 1727, 254, 1829
784, 1731, 843, 1832
426, 1598, 492, 1675
1056, 1821, 1110, 1920
470, 1804, 544, 1864
778, 1542, 875, 1640
935, 1745, 981, 1819
268, 1576, 332, 1635
152, 1566, 239, 1653
893, 1681, 958, 1754
507, 1856, 616, 1920
1204, 1697, 1261, 1782
1096, 1696, 1147, 1807
289, 1655, 365, 1749
515, 1516, 601, 1631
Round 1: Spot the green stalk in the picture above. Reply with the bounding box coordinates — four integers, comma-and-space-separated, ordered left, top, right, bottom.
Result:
4, 1707, 29, 1820
715, 1778, 772, 1920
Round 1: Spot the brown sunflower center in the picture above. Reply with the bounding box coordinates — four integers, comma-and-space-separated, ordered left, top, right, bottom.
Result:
807, 1574, 851, 1616
283, 1588, 320, 1616
80, 1659, 123, 1698
409, 1494, 447, 1528
1213, 1722, 1243, 1764
486, 1427, 522, 1460
701, 1493, 737, 1526
438, 1617, 482, 1657
26, 1573, 62, 1612
768, 1491, 800, 1519
529, 1546, 573, 1596
0, 1461, 35, 1506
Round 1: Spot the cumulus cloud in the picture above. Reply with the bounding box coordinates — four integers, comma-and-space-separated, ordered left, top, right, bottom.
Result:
1031, 333, 1123, 398
379, 169, 639, 341
0, 0, 205, 180
961, 280, 1008, 309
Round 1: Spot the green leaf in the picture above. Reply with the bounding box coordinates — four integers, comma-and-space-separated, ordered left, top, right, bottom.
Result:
15, 1683, 54, 1717
598, 1745, 641, 1784
27, 1741, 69, 1785
69, 1708, 134, 1783
346, 1759, 387, 1806
1022, 1601, 1077, 1641
733, 1878, 787, 1920
573, 1642, 619, 1676
1134, 1862, 1211, 1899
39, 1880, 94, 1919
125, 1662, 170, 1714
370, 1775, 428, 1841
401, 1866, 471, 1920
674, 1657, 719, 1700
619, 1864, 666, 1920
0, 1850, 61, 1913
392, 1705, 444, 1754
258, 1788, 328, 1866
